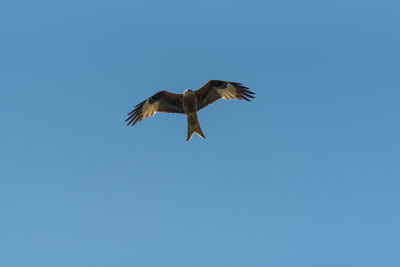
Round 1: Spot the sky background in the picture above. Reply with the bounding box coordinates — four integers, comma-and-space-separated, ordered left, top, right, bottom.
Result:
1, 0, 399, 266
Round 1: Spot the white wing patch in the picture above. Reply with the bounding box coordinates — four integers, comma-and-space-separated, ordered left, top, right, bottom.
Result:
141, 99, 160, 119
217, 83, 237, 100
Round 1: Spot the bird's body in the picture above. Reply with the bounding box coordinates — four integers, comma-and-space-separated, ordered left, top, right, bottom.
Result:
182, 89, 198, 114
126, 80, 255, 141
182, 89, 205, 141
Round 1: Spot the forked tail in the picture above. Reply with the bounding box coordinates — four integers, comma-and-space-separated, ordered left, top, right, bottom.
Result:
186, 113, 205, 142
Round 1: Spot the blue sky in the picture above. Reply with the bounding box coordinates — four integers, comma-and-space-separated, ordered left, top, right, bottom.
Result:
1, 0, 399, 266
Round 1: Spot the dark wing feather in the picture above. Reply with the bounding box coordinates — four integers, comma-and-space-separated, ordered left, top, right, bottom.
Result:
125, 91, 184, 126
194, 80, 255, 110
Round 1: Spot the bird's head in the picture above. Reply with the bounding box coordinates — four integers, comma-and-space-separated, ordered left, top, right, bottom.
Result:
183, 89, 193, 96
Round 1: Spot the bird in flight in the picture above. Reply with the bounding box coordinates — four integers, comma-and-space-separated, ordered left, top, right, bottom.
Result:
125, 80, 255, 141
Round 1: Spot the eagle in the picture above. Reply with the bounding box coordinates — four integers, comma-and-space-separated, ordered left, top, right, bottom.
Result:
125, 80, 255, 141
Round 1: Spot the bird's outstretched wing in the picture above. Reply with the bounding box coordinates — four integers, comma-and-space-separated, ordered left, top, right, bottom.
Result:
194, 80, 255, 110
126, 91, 184, 126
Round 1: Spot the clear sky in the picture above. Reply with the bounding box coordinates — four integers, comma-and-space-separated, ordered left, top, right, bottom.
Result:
1, 0, 399, 266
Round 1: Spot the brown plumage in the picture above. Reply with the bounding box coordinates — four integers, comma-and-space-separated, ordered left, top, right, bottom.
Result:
125, 80, 255, 141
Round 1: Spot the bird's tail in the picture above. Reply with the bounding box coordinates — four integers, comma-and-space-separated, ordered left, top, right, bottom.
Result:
187, 113, 205, 142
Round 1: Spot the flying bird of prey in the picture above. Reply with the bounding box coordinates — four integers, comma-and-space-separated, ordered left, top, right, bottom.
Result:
125, 80, 255, 141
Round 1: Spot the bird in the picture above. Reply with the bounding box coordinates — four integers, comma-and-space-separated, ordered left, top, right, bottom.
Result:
125, 80, 255, 141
